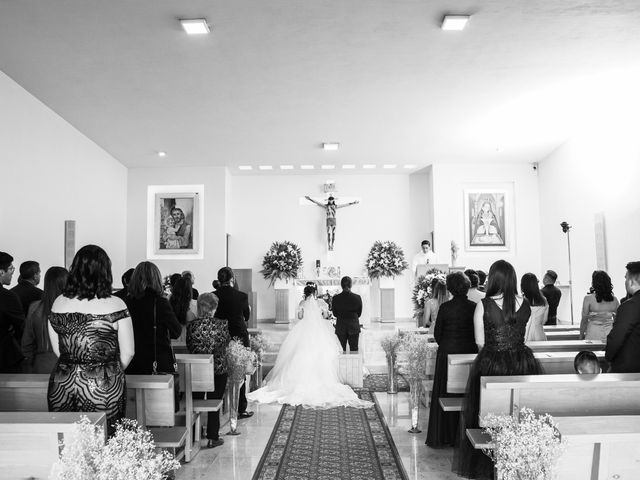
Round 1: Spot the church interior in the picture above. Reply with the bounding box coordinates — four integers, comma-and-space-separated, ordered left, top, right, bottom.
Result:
1, 1, 640, 479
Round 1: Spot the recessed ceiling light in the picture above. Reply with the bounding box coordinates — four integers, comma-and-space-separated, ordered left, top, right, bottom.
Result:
280, 165, 294, 170
342, 164, 356, 169
238, 165, 252, 171
441, 15, 470, 31
321, 165, 335, 170
383, 164, 397, 169
363, 164, 376, 169
403, 164, 417, 169
301, 165, 315, 170
258, 165, 273, 170
180, 18, 211, 35
157, 151, 167, 157
322, 143, 340, 151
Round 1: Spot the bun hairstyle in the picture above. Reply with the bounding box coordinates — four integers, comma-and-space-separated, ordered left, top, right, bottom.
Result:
303, 285, 316, 298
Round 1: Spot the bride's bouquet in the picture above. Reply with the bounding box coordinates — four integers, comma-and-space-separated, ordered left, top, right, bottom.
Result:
366, 240, 409, 279
260, 241, 303, 286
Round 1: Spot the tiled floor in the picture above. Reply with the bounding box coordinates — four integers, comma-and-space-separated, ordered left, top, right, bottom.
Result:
176, 320, 463, 480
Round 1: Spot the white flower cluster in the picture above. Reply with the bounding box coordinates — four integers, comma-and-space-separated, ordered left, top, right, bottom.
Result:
366, 240, 408, 279
401, 334, 438, 380
411, 268, 447, 319
482, 407, 564, 480
260, 240, 303, 285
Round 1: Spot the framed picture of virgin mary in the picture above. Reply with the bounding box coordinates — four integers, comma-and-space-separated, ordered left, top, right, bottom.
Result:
464, 189, 509, 251
146, 185, 205, 259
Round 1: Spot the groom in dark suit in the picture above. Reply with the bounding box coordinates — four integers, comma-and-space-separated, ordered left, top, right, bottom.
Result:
332, 276, 363, 352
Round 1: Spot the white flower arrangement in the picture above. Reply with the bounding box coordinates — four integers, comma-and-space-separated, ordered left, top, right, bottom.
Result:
260, 241, 303, 286
366, 241, 409, 279
411, 268, 447, 319
50, 416, 180, 480
226, 339, 258, 382
481, 407, 564, 480
380, 333, 404, 361
249, 332, 270, 364
400, 334, 438, 380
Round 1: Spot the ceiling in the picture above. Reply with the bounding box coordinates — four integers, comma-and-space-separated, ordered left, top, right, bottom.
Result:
1, 0, 639, 172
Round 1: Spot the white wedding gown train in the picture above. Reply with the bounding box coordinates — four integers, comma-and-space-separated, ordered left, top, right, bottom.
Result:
247, 299, 372, 409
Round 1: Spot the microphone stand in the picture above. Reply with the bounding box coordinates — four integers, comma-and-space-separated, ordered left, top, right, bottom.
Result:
561, 222, 574, 325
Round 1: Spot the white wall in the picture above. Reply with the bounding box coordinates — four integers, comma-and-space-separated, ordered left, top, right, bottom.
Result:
409, 167, 434, 247
538, 128, 640, 309
126, 166, 228, 291
228, 174, 416, 320
431, 162, 542, 280
0, 71, 127, 285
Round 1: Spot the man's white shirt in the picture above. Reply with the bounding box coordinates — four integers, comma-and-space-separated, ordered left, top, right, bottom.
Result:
412, 250, 437, 274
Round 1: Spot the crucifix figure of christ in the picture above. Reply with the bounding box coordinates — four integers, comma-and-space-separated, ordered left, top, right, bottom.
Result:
304, 195, 359, 251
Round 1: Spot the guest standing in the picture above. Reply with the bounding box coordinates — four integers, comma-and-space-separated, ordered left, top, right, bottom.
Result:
113, 268, 134, 301
580, 270, 619, 342
540, 270, 561, 325
187, 293, 230, 448
214, 267, 253, 418
47, 245, 134, 435
465, 269, 485, 304
425, 278, 448, 333
169, 276, 197, 345
476, 270, 487, 292
521, 273, 548, 341
605, 262, 640, 372
456, 260, 541, 479
22, 266, 68, 373
0, 252, 25, 373
182, 270, 200, 300
426, 272, 477, 448
125, 262, 182, 375
10, 261, 43, 317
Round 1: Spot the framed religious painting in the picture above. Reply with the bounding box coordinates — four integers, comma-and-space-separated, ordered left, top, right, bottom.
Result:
146, 185, 205, 259
463, 188, 510, 251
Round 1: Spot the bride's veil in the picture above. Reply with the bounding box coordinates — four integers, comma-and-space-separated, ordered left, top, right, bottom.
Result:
301, 296, 323, 323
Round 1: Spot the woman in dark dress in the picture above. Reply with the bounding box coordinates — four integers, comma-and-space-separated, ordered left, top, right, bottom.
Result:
455, 260, 542, 479
125, 262, 182, 375
47, 245, 135, 435
187, 293, 231, 448
426, 272, 478, 447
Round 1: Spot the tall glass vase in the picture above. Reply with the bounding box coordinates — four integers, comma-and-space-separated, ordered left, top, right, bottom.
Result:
226, 379, 243, 436
251, 362, 263, 391
408, 378, 422, 433
386, 353, 397, 394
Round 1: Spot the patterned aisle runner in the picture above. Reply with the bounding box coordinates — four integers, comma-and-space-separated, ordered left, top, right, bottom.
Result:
252, 390, 409, 480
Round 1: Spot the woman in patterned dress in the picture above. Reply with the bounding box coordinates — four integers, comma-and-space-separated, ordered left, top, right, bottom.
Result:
186, 292, 230, 448
47, 245, 134, 435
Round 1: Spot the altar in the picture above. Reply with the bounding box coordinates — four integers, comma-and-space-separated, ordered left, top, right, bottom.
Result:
276, 277, 372, 325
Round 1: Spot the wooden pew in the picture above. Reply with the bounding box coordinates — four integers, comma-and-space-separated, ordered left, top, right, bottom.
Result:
0, 411, 106, 480
338, 352, 364, 388
527, 339, 604, 352
447, 350, 608, 394
466, 415, 640, 480
544, 330, 580, 341
479, 372, 640, 422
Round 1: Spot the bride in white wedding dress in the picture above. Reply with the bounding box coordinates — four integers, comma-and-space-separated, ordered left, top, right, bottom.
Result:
247, 287, 372, 409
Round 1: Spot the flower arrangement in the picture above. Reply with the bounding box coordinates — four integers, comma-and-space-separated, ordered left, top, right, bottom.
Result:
249, 332, 270, 364
411, 268, 447, 320
366, 240, 409, 279
401, 334, 438, 380
51, 416, 180, 480
260, 241, 303, 286
226, 339, 258, 382
481, 407, 564, 480
380, 333, 404, 361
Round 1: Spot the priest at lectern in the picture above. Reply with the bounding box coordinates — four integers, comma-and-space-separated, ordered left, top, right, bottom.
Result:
412, 240, 437, 276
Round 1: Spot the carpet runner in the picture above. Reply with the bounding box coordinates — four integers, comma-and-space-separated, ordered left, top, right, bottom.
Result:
252, 390, 409, 480
363, 373, 410, 392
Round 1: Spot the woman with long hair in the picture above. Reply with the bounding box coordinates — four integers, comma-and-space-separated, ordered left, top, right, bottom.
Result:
425, 277, 448, 332
125, 262, 182, 376
581, 270, 619, 341
521, 273, 548, 341
22, 266, 68, 373
455, 260, 541, 479
47, 245, 134, 435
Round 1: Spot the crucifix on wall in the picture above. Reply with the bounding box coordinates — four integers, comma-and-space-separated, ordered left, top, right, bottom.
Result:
303, 182, 360, 251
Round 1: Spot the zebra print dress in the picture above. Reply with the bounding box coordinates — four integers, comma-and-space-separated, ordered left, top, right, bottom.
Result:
47, 309, 129, 435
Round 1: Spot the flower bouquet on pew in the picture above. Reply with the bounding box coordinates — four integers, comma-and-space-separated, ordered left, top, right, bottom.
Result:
380, 333, 403, 394
249, 333, 271, 390
400, 334, 438, 433
481, 407, 564, 480
225, 340, 258, 435
51, 416, 180, 480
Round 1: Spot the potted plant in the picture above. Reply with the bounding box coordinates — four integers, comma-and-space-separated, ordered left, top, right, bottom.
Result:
366, 241, 409, 288
481, 407, 564, 480
51, 416, 180, 480
225, 339, 258, 435
260, 241, 303, 288
400, 334, 438, 433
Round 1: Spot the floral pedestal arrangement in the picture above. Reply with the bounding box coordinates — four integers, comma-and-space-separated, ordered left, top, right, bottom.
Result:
261, 241, 302, 325
411, 268, 447, 327
366, 241, 408, 323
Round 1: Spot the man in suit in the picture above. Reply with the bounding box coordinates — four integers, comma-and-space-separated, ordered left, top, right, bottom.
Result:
540, 269, 562, 325
0, 252, 25, 373
10, 260, 43, 317
605, 261, 640, 373
331, 276, 363, 352
213, 266, 253, 418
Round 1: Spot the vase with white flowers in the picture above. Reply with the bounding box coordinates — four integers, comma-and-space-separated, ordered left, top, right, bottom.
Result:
380, 333, 404, 394
225, 339, 258, 435
401, 334, 438, 433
